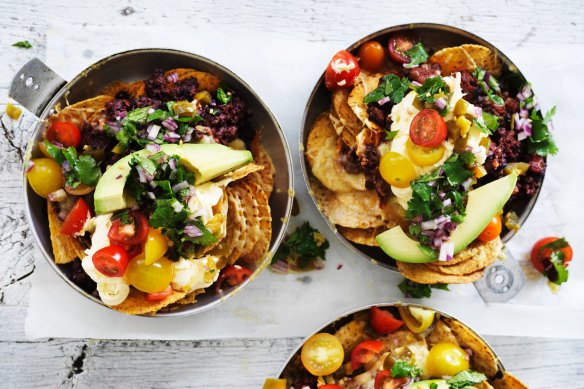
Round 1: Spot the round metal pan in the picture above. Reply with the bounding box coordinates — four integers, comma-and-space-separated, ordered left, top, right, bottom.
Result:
300, 23, 544, 271
12, 48, 294, 316
278, 302, 510, 384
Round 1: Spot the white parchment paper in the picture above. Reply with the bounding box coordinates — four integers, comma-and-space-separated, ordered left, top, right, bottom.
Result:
25, 25, 584, 339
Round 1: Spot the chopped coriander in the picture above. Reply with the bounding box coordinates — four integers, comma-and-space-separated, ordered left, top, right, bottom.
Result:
391, 360, 422, 378
430, 384, 439, 389
363, 74, 410, 105
216, 88, 233, 104
446, 370, 487, 388
398, 279, 449, 298
403, 42, 429, 69
127, 107, 150, 124
13, 40, 32, 49
527, 106, 558, 156
414, 76, 450, 104
385, 130, 399, 141
147, 109, 169, 122
43, 141, 101, 187
473, 67, 504, 106
272, 222, 330, 269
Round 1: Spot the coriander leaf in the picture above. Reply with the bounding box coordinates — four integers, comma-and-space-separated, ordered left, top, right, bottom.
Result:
549, 254, 569, 285
149, 199, 188, 229
152, 180, 173, 198
391, 360, 422, 378
13, 40, 32, 49
403, 43, 429, 69
363, 74, 410, 104
385, 130, 399, 141
487, 74, 501, 92
442, 155, 473, 186
430, 384, 439, 389
472, 67, 486, 81
147, 109, 169, 122
186, 220, 217, 247
482, 111, 500, 133
489, 94, 504, 105
74, 155, 101, 186
131, 154, 158, 176
543, 105, 556, 125
418, 244, 437, 258
473, 117, 489, 135
415, 76, 450, 104
540, 237, 569, 251
432, 283, 450, 291
216, 88, 233, 104
272, 222, 330, 268
527, 136, 558, 156
527, 108, 559, 156
398, 279, 431, 298
447, 370, 487, 388
43, 140, 65, 164
459, 151, 476, 166
127, 107, 150, 124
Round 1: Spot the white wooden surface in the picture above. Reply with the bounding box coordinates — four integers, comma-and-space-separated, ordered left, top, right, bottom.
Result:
1, 0, 584, 387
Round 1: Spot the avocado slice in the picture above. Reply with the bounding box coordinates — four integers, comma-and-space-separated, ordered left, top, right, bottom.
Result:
405, 379, 448, 389
94, 144, 252, 214
376, 173, 518, 263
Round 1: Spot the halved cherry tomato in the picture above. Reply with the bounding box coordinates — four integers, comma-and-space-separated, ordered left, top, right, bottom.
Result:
379, 152, 417, 188
410, 109, 448, 147
370, 307, 403, 334
374, 371, 408, 389
351, 340, 384, 370
92, 245, 129, 277
144, 227, 169, 265
46, 122, 81, 148
146, 285, 173, 302
387, 35, 415, 64
319, 385, 344, 389
478, 214, 502, 242
358, 41, 385, 72
530, 237, 573, 273
301, 333, 344, 376
108, 211, 149, 246
426, 343, 469, 377
215, 265, 253, 293
325, 50, 360, 90
126, 256, 174, 293
61, 198, 91, 236
406, 138, 445, 167
263, 378, 288, 389
27, 158, 62, 198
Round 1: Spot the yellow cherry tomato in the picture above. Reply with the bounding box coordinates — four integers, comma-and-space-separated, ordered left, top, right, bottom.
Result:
144, 228, 169, 265
379, 152, 417, 188
127, 256, 174, 293
26, 158, 62, 198
37, 141, 53, 158
300, 333, 344, 376
426, 342, 470, 377
406, 138, 446, 167
262, 378, 287, 389
398, 306, 436, 334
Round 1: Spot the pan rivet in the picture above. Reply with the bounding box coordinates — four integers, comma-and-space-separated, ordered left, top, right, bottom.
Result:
34, 84, 39, 90
20, 73, 25, 80
25, 77, 34, 87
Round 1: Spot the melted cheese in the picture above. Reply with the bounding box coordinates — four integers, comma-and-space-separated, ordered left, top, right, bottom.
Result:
171, 256, 220, 293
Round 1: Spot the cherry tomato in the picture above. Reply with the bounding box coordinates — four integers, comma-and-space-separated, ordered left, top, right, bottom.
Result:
398, 306, 435, 334
92, 245, 129, 277
406, 138, 445, 167
370, 307, 403, 334
61, 198, 91, 236
145, 285, 173, 302
108, 211, 149, 246
144, 228, 169, 265
46, 122, 81, 148
351, 340, 384, 370
379, 152, 417, 188
426, 343, 469, 377
301, 333, 344, 376
319, 385, 344, 389
325, 50, 360, 90
410, 109, 448, 147
215, 265, 253, 293
358, 41, 386, 72
37, 141, 53, 159
374, 370, 408, 389
126, 244, 143, 260
374, 370, 391, 389
387, 35, 415, 64
530, 237, 573, 273
126, 256, 174, 293
262, 378, 288, 389
478, 214, 502, 243
26, 158, 63, 198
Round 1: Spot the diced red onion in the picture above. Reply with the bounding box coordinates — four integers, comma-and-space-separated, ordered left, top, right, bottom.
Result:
461, 178, 473, 191
172, 181, 189, 192
438, 191, 446, 200
58, 209, 68, 220
433, 238, 443, 248
146, 124, 161, 141
168, 158, 177, 170
53, 141, 64, 148
435, 97, 447, 110
162, 118, 178, 131
184, 224, 203, 238
108, 122, 122, 134
427, 180, 437, 187
442, 198, 452, 207
149, 181, 158, 189
517, 85, 532, 101
48, 189, 67, 202
421, 220, 438, 230
171, 200, 184, 213
519, 108, 529, 118
118, 111, 127, 119
183, 127, 194, 143
147, 107, 155, 115
25, 160, 35, 173
483, 71, 491, 84
166, 72, 178, 83
271, 260, 289, 274
313, 258, 325, 270
517, 131, 529, 141
411, 81, 422, 87
163, 132, 181, 143
135, 165, 149, 183
474, 106, 483, 118
438, 242, 454, 261
145, 143, 161, 153
378, 96, 391, 106
62, 160, 71, 173
146, 191, 156, 200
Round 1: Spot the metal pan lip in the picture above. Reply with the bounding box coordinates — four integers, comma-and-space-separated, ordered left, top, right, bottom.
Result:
276, 301, 506, 378
22, 47, 294, 317
299, 22, 545, 272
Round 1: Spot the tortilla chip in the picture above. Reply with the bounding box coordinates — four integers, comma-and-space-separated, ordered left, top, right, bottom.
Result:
426, 238, 502, 275
460, 44, 502, 77
331, 88, 362, 135
306, 113, 367, 193
491, 373, 529, 389
48, 95, 112, 130
426, 319, 460, 347
348, 72, 383, 132
430, 46, 477, 75
240, 177, 272, 264
194, 192, 229, 257
338, 226, 384, 246
112, 288, 187, 315
164, 68, 221, 92
334, 319, 367, 352
214, 163, 264, 187
233, 182, 262, 256
329, 112, 357, 148
47, 202, 86, 264
173, 289, 204, 306
380, 197, 407, 227
355, 127, 381, 163
442, 317, 500, 377
213, 187, 246, 264
396, 261, 485, 284
250, 139, 275, 198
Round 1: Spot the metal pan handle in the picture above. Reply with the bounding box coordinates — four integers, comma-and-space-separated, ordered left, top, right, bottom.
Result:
9, 58, 66, 117
473, 251, 526, 303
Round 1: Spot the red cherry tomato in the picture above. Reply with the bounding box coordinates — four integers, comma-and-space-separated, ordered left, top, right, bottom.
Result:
125, 244, 144, 260
374, 370, 408, 389
387, 35, 415, 64
375, 370, 392, 389
319, 385, 344, 389
530, 237, 573, 273
351, 340, 384, 370
215, 265, 253, 293
60, 198, 91, 236
478, 215, 502, 242
46, 122, 81, 148
409, 109, 448, 147
92, 245, 129, 277
370, 306, 404, 334
325, 50, 360, 90
146, 285, 173, 302
108, 211, 149, 246
358, 41, 386, 72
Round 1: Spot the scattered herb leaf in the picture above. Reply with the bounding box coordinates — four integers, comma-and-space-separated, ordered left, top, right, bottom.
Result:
272, 222, 330, 269
363, 74, 410, 105
391, 360, 423, 378
13, 40, 32, 49
403, 43, 429, 69
447, 370, 487, 389
414, 76, 450, 104
398, 279, 450, 298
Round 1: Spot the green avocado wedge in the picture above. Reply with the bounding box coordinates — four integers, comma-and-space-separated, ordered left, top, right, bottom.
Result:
94, 144, 252, 214
405, 379, 448, 389
375, 173, 517, 263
